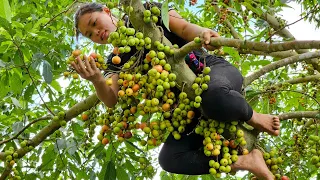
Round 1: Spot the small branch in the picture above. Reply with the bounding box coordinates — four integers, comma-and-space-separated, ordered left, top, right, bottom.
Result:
40, 0, 79, 31
12, 40, 55, 115
0, 115, 52, 146
175, 41, 202, 60
272, 74, 320, 88
279, 111, 319, 120
243, 51, 320, 87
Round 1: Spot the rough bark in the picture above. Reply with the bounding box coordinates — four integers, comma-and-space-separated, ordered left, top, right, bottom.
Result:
279, 111, 319, 120
243, 51, 320, 87
207, 38, 320, 52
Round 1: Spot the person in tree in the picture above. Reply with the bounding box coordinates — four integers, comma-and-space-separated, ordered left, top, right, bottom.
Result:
72, 2, 280, 179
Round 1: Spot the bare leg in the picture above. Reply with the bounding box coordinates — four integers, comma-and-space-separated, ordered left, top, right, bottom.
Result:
247, 110, 280, 136
231, 149, 275, 180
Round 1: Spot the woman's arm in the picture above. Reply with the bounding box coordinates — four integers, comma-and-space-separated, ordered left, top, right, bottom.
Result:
92, 73, 119, 108
168, 10, 220, 50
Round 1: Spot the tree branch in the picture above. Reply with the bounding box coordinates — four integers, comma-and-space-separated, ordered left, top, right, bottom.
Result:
0, 94, 100, 179
279, 111, 319, 120
262, 12, 320, 72
239, 49, 298, 59
243, 51, 320, 87
272, 74, 320, 88
0, 116, 52, 146
175, 41, 202, 60
207, 38, 320, 53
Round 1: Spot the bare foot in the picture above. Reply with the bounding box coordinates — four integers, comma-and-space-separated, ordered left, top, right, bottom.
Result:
247, 111, 280, 136
231, 149, 275, 180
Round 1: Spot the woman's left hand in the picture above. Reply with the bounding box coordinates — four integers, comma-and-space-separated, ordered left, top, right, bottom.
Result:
200, 28, 221, 51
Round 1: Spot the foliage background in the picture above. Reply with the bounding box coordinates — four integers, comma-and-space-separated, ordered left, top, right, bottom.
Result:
0, 0, 319, 179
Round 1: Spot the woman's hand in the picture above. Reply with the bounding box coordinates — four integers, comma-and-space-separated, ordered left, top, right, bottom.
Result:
200, 28, 221, 51
71, 56, 105, 84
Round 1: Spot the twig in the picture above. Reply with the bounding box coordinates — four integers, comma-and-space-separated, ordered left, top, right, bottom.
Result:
12, 39, 55, 115
40, 0, 79, 31
0, 115, 52, 146
266, 5, 319, 42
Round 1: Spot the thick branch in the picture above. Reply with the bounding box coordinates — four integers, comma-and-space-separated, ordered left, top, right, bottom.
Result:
0, 116, 52, 146
208, 38, 320, 53
262, 12, 320, 72
122, 0, 171, 46
0, 94, 99, 179
279, 111, 319, 120
243, 51, 320, 87
272, 74, 320, 88
239, 49, 298, 59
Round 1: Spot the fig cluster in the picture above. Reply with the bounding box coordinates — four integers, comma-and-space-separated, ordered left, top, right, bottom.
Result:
194, 119, 248, 177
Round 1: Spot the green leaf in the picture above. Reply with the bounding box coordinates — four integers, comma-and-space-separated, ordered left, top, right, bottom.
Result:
0, 0, 11, 22
160, 171, 171, 180
200, 174, 215, 180
11, 97, 21, 108
12, 121, 23, 134
38, 144, 56, 170
116, 165, 129, 180
0, 59, 5, 67
99, 161, 116, 180
42, 60, 53, 84
124, 160, 136, 173
0, 75, 9, 99
56, 156, 67, 170
161, 0, 170, 32
24, 85, 35, 100
51, 80, 62, 93
87, 143, 104, 160
104, 161, 116, 180
31, 52, 44, 70
0, 17, 14, 36
10, 71, 22, 95
105, 144, 114, 161
71, 123, 84, 137
243, 1, 263, 16
66, 138, 77, 155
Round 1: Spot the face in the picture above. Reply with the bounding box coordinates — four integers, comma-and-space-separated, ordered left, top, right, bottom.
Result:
78, 8, 117, 44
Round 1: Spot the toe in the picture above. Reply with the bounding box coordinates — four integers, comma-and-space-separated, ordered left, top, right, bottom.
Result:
273, 121, 280, 126
274, 129, 280, 136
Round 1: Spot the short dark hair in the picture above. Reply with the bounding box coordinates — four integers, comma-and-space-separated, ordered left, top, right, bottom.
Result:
74, 2, 105, 40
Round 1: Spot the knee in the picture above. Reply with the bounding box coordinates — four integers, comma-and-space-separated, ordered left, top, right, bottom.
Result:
201, 82, 230, 102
